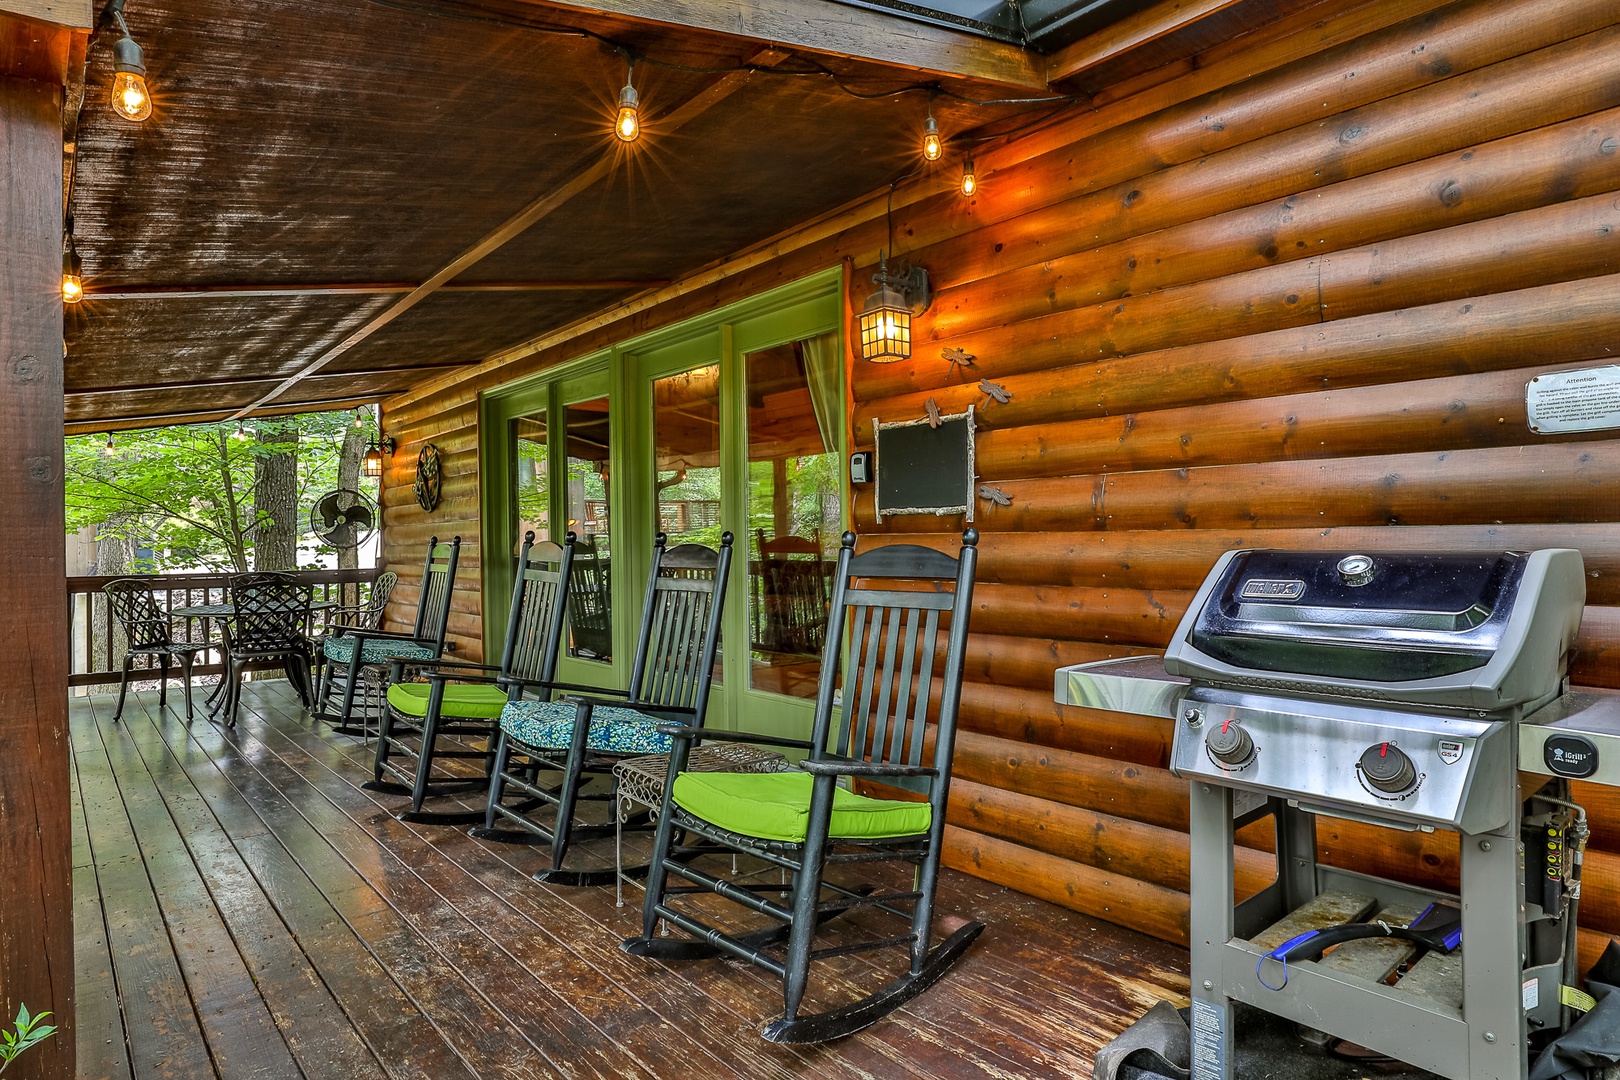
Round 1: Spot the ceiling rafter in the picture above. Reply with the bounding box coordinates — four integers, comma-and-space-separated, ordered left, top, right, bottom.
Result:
229, 46, 794, 422
510, 0, 1048, 90
1044, 0, 1244, 83
82, 280, 668, 300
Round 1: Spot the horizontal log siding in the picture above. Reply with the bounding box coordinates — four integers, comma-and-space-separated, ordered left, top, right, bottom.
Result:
383, 0, 1620, 959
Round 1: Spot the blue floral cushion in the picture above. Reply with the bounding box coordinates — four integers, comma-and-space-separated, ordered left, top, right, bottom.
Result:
500, 698, 671, 755
323, 635, 438, 666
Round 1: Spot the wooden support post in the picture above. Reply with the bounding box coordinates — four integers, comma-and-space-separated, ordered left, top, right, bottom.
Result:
0, 63, 73, 1080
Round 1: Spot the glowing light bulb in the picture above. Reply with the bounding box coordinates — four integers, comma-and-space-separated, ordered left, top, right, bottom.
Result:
922, 116, 942, 162
615, 66, 640, 143
960, 158, 977, 197
104, 433, 117, 457
233, 422, 249, 441
110, 34, 152, 122
353, 407, 364, 428
62, 270, 83, 304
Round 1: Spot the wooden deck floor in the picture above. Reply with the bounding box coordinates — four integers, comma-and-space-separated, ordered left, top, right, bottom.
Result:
70, 680, 1189, 1080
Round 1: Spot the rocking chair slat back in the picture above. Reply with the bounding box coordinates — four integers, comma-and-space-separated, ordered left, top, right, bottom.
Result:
820, 535, 978, 799
626, 536, 733, 715
499, 533, 574, 685
410, 538, 462, 648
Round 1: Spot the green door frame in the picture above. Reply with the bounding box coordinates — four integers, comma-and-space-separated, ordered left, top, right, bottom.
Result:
480, 266, 846, 736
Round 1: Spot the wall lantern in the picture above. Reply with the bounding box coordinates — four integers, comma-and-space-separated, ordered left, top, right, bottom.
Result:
362, 436, 396, 478
857, 253, 931, 363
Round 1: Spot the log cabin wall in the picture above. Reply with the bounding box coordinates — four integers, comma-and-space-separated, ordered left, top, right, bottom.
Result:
381, 0, 1620, 963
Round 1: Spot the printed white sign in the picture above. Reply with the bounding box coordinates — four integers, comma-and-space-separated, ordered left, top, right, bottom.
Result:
1527, 366, 1620, 434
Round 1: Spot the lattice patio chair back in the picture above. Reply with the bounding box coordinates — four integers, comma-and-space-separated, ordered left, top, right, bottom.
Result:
624, 529, 981, 1044
220, 572, 315, 727
475, 531, 734, 886
317, 537, 461, 732
370, 532, 574, 824
103, 577, 208, 721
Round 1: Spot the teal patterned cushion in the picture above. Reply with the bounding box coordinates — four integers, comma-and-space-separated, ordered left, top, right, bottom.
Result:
323, 635, 438, 666
500, 698, 672, 755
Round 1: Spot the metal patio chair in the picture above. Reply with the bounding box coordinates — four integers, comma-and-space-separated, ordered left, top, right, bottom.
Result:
103, 578, 208, 721
317, 537, 460, 735
217, 572, 314, 728
472, 531, 734, 886
367, 533, 573, 825
623, 530, 980, 1044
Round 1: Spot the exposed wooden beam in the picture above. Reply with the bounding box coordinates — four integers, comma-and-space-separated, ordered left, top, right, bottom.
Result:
82, 280, 667, 300
231, 49, 792, 422
66, 362, 466, 398
1044, 0, 1244, 83
512, 0, 1046, 90
66, 394, 389, 435
0, 1, 91, 30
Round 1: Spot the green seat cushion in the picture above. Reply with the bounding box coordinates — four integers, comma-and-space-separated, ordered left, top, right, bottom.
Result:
386, 681, 507, 720
323, 636, 438, 666
500, 699, 671, 755
671, 771, 931, 843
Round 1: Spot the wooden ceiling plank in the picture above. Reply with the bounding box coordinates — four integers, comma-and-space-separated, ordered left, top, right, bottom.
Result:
66, 362, 467, 398
83, 280, 667, 300
66, 394, 388, 435
512, 0, 1046, 90
230, 48, 791, 421
1045, 0, 1245, 83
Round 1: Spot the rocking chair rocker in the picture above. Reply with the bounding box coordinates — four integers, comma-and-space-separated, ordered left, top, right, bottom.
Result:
472, 531, 733, 886
367, 532, 573, 825
623, 530, 980, 1044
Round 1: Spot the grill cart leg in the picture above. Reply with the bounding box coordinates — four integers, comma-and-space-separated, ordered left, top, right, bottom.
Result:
1462, 821, 1528, 1080
1189, 780, 1237, 1080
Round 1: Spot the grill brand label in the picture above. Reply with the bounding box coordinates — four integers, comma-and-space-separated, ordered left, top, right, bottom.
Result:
1545, 734, 1598, 779
1238, 578, 1306, 601
1437, 739, 1464, 765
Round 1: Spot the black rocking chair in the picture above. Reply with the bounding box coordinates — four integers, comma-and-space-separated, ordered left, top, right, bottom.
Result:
367, 532, 574, 825
623, 529, 980, 1044
317, 537, 461, 736
472, 531, 734, 886
103, 578, 208, 721
218, 572, 315, 728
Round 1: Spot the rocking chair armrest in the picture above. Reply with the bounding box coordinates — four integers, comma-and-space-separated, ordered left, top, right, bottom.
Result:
333, 626, 421, 644
797, 759, 940, 779
497, 674, 632, 698
416, 657, 502, 673
416, 668, 505, 687
558, 694, 692, 720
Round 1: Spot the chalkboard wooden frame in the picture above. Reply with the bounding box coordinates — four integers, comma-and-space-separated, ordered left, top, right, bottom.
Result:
873, 405, 976, 521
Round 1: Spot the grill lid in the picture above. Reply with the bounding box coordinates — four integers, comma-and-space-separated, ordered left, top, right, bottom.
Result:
1164, 548, 1587, 716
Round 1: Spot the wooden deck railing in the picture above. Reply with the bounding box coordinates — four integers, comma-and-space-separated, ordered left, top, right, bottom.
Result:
67, 568, 383, 689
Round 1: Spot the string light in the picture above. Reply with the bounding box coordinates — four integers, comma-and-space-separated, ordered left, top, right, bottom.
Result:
353, 406, 365, 428
104, 432, 117, 457
614, 59, 640, 143
960, 157, 977, 197
62, 224, 83, 303
108, 0, 153, 122
920, 100, 946, 161
233, 421, 249, 441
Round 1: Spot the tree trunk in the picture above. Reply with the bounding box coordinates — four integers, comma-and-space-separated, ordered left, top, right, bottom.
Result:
337, 425, 366, 604
253, 425, 300, 571
90, 514, 134, 690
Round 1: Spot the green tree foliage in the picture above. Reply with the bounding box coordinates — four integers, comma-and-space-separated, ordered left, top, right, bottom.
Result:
65, 409, 375, 572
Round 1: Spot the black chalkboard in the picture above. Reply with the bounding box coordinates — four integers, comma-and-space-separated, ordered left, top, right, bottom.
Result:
874, 407, 975, 521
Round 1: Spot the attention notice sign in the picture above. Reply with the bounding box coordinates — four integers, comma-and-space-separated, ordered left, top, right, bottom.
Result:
1526, 365, 1620, 435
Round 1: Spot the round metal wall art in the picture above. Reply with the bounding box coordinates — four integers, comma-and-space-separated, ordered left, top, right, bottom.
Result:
413, 444, 443, 513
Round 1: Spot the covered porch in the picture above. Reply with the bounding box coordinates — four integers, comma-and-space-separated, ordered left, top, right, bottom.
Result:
72, 679, 1183, 1079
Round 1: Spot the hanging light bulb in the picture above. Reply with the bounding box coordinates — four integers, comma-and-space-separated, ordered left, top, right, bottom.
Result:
922, 113, 943, 162
104, 432, 117, 457
960, 157, 977, 197
232, 421, 249, 441
614, 59, 640, 143
353, 406, 365, 429
108, 1, 153, 122
62, 248, 83, 303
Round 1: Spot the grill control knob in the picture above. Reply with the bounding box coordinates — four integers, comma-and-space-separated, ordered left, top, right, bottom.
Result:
1206, 719, 1254, 767
1359, 742, 1417, 794
1337, 554, 1376, 587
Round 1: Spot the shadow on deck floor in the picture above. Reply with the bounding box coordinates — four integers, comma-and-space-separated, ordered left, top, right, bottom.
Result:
70, 680, 1189, 1080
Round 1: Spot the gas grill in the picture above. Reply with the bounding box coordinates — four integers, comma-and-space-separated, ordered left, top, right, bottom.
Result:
1055, 548, 1620, 1080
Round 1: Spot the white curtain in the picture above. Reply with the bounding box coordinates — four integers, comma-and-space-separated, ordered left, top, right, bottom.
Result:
799, 332, 843, 456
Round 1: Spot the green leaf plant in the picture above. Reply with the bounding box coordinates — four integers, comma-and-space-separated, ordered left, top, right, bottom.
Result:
0, 1002, 56, 1073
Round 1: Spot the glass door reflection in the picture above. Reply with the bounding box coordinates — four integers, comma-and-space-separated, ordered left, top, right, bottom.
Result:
563, 396, 613, 663
652, 362, 723, 684
512, 414, 550, 550
745, 337, 841, 700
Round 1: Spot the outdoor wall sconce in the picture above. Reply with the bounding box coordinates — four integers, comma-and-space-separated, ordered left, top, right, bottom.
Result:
107, 0, 153, 122
362, 436, 396, 479
858, 253, 931, 363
